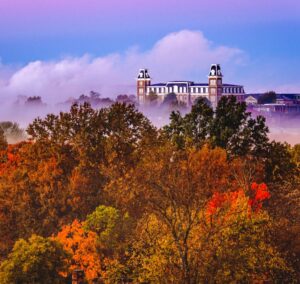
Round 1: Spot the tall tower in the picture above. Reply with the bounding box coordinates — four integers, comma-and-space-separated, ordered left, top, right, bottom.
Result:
137, 69, 151, 105
208, 64, 223, 109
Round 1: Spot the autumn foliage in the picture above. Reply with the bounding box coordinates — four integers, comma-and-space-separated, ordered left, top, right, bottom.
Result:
55, 220, 101, 281
0, 100, 298, 283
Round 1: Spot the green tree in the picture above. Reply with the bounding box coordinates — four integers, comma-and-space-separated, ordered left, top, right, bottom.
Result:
210, 96, 269, 157
84, 205, 132, 252
164, 96, 269, 157
265, 141, 297, 185
0, 235, 69, 284
163, 97, 213, 149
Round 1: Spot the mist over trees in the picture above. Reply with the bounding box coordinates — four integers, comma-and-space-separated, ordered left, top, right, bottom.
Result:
0, 97, 299, 283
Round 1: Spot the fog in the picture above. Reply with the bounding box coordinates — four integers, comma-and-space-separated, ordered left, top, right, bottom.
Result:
0, 92, 299, 146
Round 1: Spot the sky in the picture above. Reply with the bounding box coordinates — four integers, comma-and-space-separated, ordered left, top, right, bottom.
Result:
0, 0, 300, 102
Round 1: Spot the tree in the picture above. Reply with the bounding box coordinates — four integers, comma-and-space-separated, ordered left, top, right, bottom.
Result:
84, 205, 131, 252
127, 181, 289, 283
258, 91, 277, 104
0, 141, 79, 258
264, 142, 300, 280
265, 141, 297, 185
162, 93, 186, 110
210, 96, 269, 157
146, 91, 158, 106
0, 235, 69, 284
106, 144, 235, 282
56, 220, 102, 282
0, 121, 26, 143
163, 96, 269, 157
291, 144, 300, 167
163, 97, 213, 149
0, 128, 7, 151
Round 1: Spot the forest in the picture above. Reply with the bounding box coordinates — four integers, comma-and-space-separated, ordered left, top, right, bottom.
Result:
0, 96, 299, 283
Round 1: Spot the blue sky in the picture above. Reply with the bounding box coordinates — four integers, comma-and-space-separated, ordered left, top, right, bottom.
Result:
0, 0, 299, 95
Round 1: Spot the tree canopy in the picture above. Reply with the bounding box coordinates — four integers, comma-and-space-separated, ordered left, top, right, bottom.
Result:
0, 100, 298, 283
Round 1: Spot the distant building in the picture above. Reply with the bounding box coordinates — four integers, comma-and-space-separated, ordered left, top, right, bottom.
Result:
275, 94, 300, 105
136, 64, 245, 108
246, 93, 300, 114
244, 94, 261, 105
253, 103, 300, 114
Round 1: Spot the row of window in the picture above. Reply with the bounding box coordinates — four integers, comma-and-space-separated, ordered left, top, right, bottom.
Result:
224, 87, 244, 94
148, 86, 244, 94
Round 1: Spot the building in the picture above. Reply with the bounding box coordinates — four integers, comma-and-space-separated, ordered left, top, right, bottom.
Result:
276, 94, 300, 105
136, 64, 245, 108
244, 94, 261, 105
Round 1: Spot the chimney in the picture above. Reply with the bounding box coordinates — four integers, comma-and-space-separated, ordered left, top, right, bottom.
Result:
72, 269, 85, 284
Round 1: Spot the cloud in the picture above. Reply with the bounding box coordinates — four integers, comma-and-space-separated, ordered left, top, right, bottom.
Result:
0, 30, 244, 104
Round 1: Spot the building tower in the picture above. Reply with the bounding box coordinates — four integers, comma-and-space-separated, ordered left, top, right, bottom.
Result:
208, 64, 223, 108
137, 69, 151, 105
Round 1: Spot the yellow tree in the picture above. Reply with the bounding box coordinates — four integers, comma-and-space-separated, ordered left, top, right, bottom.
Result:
107, 143, 233, 282
108, 143, 290, 283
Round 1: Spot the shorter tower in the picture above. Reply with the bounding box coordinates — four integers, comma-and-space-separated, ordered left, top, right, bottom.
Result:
208, 64, 223, 108
137, 69, 151, 105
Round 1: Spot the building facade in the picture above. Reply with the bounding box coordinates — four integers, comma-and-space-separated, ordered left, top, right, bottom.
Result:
137, 64, 245, 108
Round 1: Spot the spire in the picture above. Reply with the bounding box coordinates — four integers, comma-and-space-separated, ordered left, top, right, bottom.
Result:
137, 69, 151, 80
209, 64, 222, 77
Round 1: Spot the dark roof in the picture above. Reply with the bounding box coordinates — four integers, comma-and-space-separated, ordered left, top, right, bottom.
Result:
192, 83, 208, 87
223, 84, 243, 87
246, 93, 300, 100
166, 82, 191, 87
277, 93, 300, 100
150, 82, 208, 87
150, 83, 166, 87
149, 82, 244, 88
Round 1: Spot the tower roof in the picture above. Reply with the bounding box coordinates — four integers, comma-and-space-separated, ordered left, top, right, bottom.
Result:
209, 64, 223, 77
137, 68, 151, 79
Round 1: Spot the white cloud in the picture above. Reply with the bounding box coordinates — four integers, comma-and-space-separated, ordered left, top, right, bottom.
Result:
0, 30, 244, 104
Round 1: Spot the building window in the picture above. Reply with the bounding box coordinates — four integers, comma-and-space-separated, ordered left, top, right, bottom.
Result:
139, 81, 143, 86
139, 88, 144, 95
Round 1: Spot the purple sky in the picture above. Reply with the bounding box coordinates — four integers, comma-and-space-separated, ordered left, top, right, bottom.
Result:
0, 0, 299, 99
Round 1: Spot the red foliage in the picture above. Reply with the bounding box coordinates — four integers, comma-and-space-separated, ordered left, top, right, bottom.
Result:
248, 182, 270, 212
207, 182, 270, 216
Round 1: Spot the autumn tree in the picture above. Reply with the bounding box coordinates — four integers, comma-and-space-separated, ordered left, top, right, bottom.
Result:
107, 144, 235, 282
55, 220, 101, 282
56, 206, 133, 283
264, 141, 300, 280
84, 205, 132, 254
0, 103, 157, 258
0, 128, 7, 151
0, 235, 69, 284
